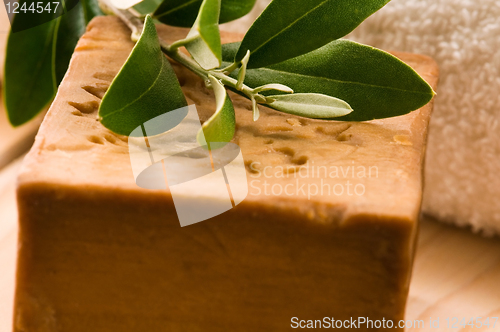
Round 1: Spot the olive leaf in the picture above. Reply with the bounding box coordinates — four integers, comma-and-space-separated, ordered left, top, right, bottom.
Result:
54, 2, 86, 84
223, 40, 434, 121
81, 0, 104, 23
253, 84, 293, 94
4, 1, 60, 126
99, 15, 187, 136
197, 75, 235, 149
153, 0, 255, 27
235, 0, 391, 68
133, 0, 163, 15
266, 93, 352, 118
4, 1, 95, 126
184, 0, 222, 70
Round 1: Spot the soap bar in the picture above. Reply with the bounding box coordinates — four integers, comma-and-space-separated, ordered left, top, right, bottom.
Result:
14, 17, 438, 331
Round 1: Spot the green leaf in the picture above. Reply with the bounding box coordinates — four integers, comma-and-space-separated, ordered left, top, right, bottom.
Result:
218, 0, 255, 23
4, 4, 59, 126
54, 2, 86, 84
99, 15, 187, 136
62, 0, 83, 13
81, 0, 104, 23
4, 0, 90, 126
236, 49, 250, 90
251, 95, 260, 121
184, 0, 222, 70
235, 0, 391, 68
153, 0, 256, 27
253, 83, 293, 94
223, 40, 435, 121
266, 93, 352, 118
133, 0, 163, 15
197, 75, 235, 149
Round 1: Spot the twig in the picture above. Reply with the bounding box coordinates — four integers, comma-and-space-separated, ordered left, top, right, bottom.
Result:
105, 2, 268, 105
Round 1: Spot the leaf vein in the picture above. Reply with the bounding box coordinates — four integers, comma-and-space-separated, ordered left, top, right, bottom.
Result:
248, 0, 330, 57
258, 68, 430, 95
102, 56, 166, 119
155, 0, 200, 19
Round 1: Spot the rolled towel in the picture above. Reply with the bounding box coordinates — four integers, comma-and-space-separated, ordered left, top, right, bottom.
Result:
348, 1, 500, 236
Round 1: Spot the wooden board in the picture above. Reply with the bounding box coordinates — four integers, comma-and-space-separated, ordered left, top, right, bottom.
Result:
406, 219, 500, 331
0, 158, 499, 331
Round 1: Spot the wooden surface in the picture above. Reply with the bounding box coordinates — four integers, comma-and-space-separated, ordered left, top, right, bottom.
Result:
0, 158, 499, 331
406, 220, 500, 331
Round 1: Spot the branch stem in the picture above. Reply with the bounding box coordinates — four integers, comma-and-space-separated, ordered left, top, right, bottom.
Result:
107, 3, 263, 103
160, 40, 259, 101
100, 0, 144, 41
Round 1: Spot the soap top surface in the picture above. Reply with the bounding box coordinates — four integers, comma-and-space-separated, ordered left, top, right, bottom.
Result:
18, 16, 438, 223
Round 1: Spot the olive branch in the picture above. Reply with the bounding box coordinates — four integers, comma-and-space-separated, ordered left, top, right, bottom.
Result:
4, 0, 435, 147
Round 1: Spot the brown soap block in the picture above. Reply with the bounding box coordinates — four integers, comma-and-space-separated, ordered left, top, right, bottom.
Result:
14, 17, 438, 332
